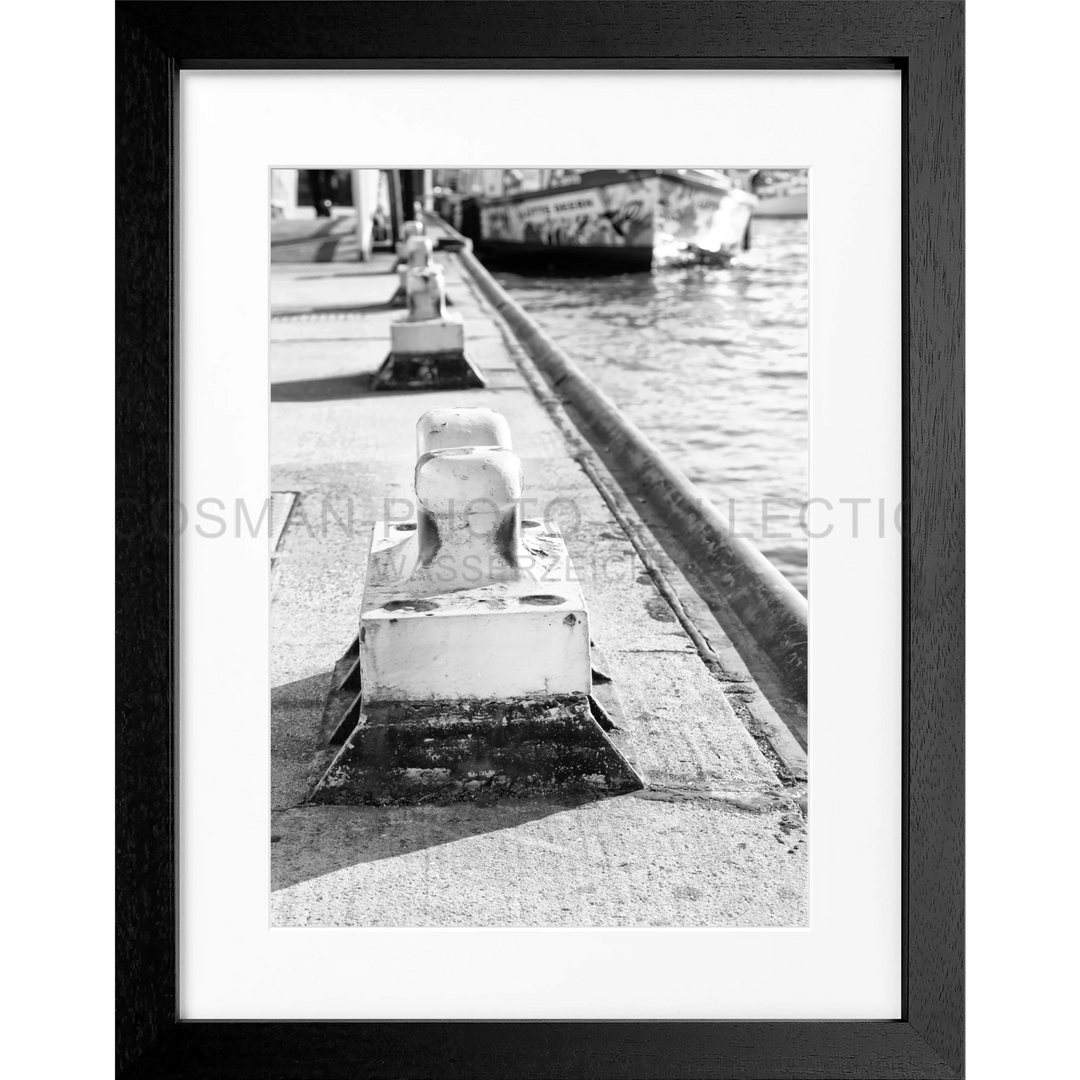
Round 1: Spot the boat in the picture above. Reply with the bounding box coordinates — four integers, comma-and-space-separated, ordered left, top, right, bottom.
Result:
749, 172, 808, 219
455, 169, 756, 271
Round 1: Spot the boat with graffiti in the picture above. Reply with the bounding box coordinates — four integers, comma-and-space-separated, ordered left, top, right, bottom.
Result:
454, 169, 757, 271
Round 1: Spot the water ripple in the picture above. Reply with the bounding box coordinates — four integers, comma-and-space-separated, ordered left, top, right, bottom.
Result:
493, 218, 808, 595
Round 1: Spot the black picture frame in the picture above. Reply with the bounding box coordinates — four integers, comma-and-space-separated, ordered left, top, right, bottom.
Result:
116, 2, 963, 1077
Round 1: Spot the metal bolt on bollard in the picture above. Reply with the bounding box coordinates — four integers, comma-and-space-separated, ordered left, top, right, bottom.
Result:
309, 409, 643, 805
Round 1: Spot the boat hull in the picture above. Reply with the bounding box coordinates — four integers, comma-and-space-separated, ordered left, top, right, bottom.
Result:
469, 239, 654, 273
753, 190, 808, 218
471, 171, 754, 272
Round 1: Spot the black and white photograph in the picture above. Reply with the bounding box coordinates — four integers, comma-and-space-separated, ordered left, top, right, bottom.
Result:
90, 0, 978, 1075
269, 167, 809, 927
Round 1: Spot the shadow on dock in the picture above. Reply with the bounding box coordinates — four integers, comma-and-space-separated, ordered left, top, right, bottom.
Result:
271, 301, 399, 318
272, 374, 475, 401
271, 671, 624, 891
271, 374, 386, 402
271, 796, 598, 892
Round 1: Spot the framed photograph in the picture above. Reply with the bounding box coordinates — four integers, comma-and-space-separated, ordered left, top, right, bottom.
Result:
117, 2, 962, 1077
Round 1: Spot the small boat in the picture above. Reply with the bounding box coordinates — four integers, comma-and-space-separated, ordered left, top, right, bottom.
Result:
457, 169, 756, 272
750, 174, 808, 219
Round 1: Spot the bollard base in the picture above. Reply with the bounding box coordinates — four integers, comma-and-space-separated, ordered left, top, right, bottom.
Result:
318, 634, 364, 748
372, 349, 486, 391
309, 694, 644, 805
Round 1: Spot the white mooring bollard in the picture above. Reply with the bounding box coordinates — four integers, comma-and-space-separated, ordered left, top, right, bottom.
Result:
310, 408, 642, 804
389, 225, 454, 307
394, 218, 425, 263
404, 233, 432, 267
389, 232, 437, 303
373, 258, 485, 390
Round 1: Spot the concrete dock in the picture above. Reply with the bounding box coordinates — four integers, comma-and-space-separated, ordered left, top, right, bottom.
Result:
270, 244, 807, 927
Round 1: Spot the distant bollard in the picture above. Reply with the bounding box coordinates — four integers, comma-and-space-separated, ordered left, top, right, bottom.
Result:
389, 221, 455, 307
404, 234, 433, 267
392, 233, 432, 295
393, 217, 425, 263
373, 263, 485, 390
389, 234, 441, 306
309, 410, 643, 804
405, 264, 446, 321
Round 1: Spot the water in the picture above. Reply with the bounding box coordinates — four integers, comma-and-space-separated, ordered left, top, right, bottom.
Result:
490, 218, 808, 596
